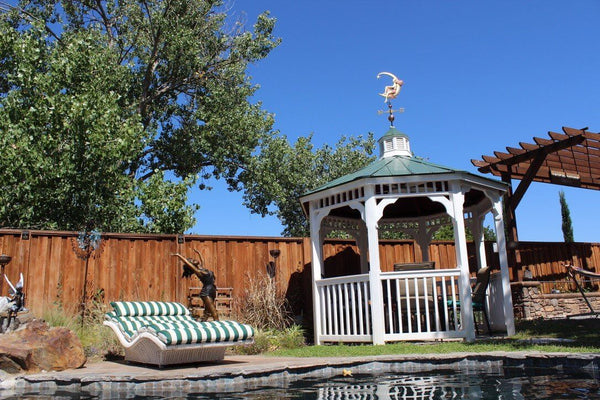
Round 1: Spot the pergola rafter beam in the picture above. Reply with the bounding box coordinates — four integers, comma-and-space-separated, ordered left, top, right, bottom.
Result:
506, 147, 526, 156
548, 131, 570, 141
533, 136, 554, 146
519, 142, 540, 151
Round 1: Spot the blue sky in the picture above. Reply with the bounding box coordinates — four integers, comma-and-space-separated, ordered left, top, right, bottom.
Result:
191, 0, 600, 242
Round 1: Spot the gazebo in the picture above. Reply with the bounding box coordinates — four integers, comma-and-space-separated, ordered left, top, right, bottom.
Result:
300, 120, 516, 344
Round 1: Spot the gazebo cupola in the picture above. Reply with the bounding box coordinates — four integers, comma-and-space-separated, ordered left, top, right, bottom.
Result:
378, 127, 412, 158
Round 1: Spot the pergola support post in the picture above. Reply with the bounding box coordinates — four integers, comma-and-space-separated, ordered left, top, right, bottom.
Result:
501, 172, 522, 281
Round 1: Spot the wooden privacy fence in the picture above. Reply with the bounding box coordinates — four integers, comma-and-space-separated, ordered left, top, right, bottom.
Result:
0, 229, 599, 318
517, 241, 600, 292
0, 230, 312, 317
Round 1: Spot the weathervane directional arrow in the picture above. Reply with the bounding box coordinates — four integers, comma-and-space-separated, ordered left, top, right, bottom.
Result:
377, 103, 404, 127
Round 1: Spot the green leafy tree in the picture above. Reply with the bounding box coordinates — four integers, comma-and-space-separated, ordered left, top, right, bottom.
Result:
0, 0, 279, 233
431, 225, 456, 241
483, 226, 497, 241
0, 27, 146, 231
240, 134, 376, 237
431, 224, 497, 241
559, 190, 574, 243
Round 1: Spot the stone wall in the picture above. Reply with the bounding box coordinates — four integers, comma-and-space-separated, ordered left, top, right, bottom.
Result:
512, 281, 600, 319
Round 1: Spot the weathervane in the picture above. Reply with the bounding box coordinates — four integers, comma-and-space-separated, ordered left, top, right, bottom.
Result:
377, 72, 404, 127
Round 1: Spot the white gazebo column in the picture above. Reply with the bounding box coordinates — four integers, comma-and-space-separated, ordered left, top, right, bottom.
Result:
364, 187, 385, 345
449, 187, 476, 342
492, 197, 516, 336
309, 205, 328, 345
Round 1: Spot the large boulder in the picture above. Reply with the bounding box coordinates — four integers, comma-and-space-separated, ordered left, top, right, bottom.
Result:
0, 319, 86, 373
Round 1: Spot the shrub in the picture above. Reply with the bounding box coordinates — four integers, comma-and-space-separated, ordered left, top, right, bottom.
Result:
43, 301, 123, 361
232, 271, 293, 331
276, 324, 306, 350
233, 325, 306, 355
234, 330, 272, 355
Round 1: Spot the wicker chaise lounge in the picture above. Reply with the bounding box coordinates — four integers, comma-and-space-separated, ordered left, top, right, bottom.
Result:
104, 301, 254, 367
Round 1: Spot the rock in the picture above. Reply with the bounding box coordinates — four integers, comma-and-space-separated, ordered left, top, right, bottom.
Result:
0, 319, 86, 373
0, 354, 23, 374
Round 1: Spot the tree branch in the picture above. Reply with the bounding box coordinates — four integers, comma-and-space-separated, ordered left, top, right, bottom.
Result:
93, 0, 115, 47
1, 3, 62, 43
138, 0, 161, 124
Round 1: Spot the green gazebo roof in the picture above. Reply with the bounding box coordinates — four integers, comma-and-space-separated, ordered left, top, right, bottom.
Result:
304, 154, 467, 196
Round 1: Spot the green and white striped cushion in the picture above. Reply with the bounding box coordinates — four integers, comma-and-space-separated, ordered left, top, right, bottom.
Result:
110, 301, 190, 317
105, 312, 138, 339
105, 301, 254, 346
141, 320, 199, 331
155, 320, 255, 345
105, 313, 197, 339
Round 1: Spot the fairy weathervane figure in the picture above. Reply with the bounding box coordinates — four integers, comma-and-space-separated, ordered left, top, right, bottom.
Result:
377, 71, 403, 102
377, 72, 405, 127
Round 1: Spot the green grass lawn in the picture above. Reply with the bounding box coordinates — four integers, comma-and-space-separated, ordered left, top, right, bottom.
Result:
266, 318, 600, 357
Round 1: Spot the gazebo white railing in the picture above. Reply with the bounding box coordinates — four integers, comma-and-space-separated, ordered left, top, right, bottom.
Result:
316, 274, 372, 342
315, 268, 466, 343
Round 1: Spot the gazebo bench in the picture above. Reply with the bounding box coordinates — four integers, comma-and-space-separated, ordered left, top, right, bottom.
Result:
103, 301, 254, 367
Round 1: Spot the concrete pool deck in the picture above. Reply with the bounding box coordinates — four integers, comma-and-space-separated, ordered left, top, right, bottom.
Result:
1, 352, 599, 398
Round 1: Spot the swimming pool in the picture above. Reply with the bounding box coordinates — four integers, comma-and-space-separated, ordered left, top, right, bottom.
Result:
7, 369, 600, 399
2, 353, 599, 399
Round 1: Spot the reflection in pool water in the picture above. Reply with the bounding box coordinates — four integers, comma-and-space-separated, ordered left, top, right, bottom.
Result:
195, 370, 600, 400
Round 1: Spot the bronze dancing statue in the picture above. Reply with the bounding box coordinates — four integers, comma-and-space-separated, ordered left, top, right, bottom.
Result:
172, 251, 219, 321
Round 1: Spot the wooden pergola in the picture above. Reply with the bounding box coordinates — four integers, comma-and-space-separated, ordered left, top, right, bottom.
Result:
471, 126, 600, 279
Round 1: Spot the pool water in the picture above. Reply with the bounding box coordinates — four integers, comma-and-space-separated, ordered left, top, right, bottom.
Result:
191, 370, 600, 400
9, 369, 600, 399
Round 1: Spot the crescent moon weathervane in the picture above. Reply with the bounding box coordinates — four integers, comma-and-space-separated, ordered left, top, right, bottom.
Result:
377, 72, 403, 102
377, 72, 404, 127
